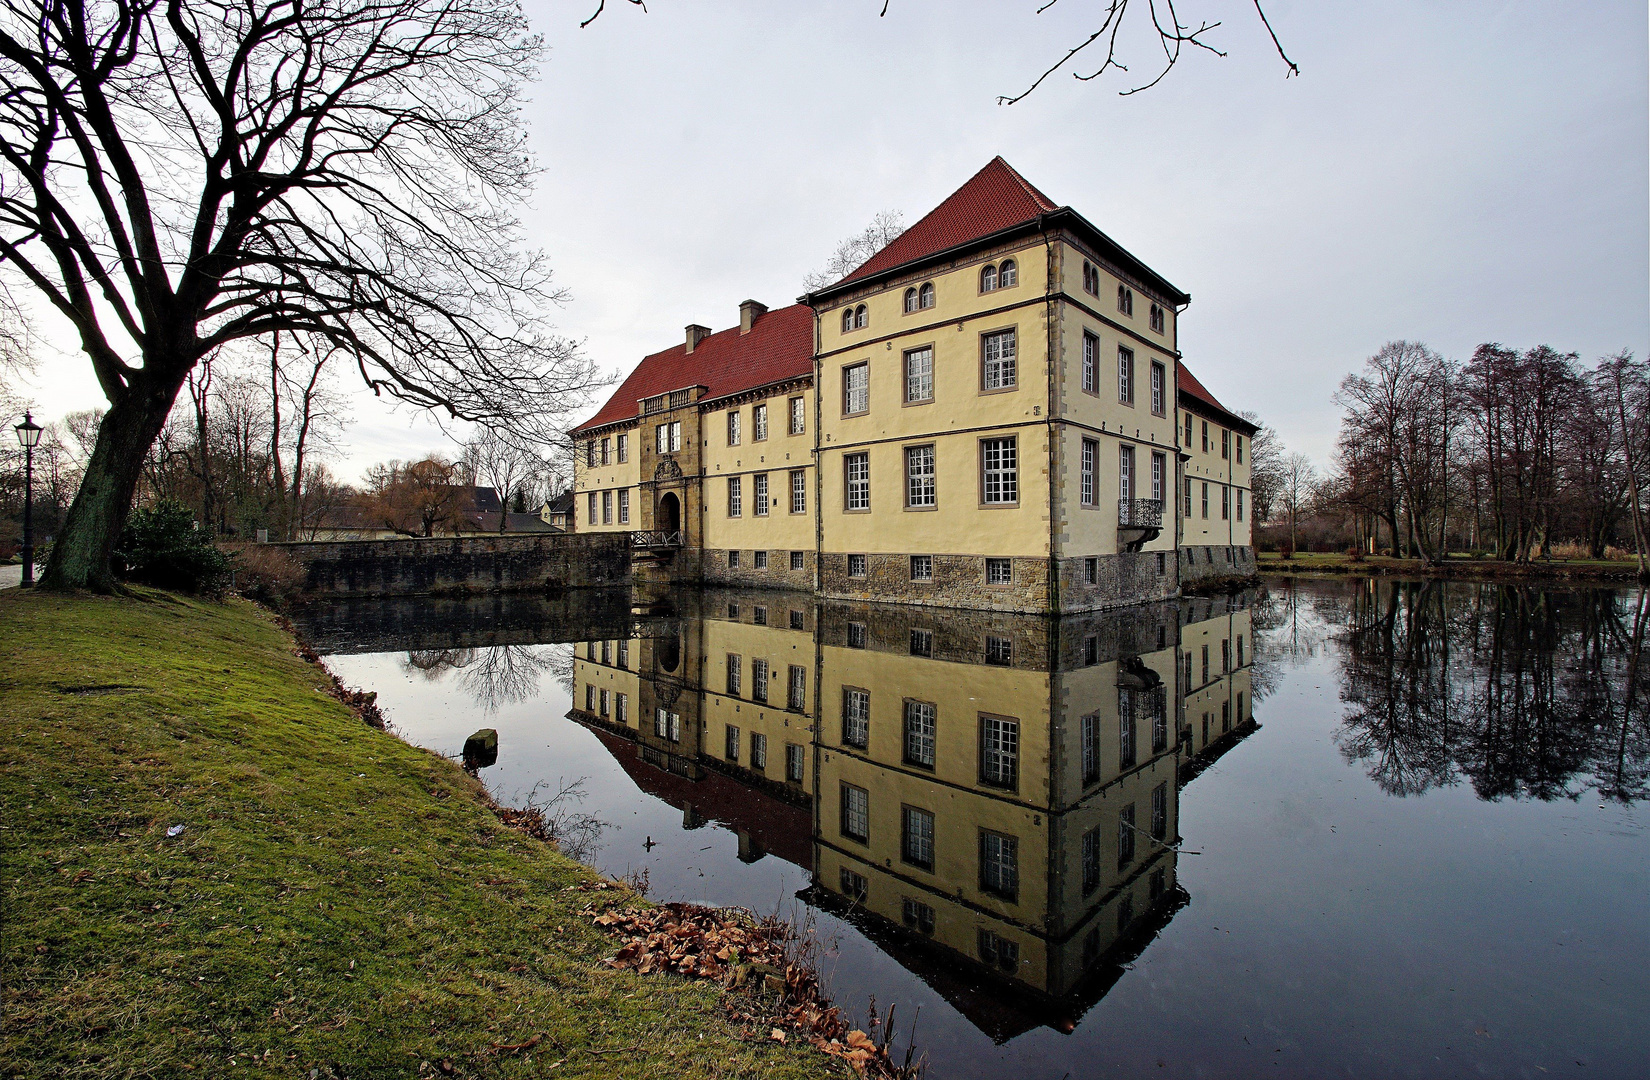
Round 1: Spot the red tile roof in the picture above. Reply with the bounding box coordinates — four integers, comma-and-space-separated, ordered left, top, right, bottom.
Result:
836, 156, 1058, 286
571, 304, 815, 435
1178, 363, 1257, 432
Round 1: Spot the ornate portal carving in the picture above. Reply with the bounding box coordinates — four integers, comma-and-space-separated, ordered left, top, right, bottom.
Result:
654, 459, 683, 481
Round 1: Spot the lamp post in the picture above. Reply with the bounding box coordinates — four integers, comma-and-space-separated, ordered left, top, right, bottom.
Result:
14, 411, 42, 588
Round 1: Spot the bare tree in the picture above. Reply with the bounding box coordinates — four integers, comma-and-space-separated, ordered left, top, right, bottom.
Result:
1241, 410, 1284, 525
1602, 351, 1650, 578
1, 0, 601, 590
802, 211, 905, 291
462, 426, 549, 532
1280, 451, 1316, 555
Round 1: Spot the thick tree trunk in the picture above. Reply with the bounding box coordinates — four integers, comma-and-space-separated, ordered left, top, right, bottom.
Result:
40, 371, 190, 591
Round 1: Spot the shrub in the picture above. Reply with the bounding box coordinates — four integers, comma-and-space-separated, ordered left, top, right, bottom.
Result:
115, 499, 232, 595
229, 543, 308, 605
1279, 541, 1295, 560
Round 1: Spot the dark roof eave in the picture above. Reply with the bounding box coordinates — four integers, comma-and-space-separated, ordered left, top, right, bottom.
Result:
800, 207, 1190, 308
1178, 388, 1259, 434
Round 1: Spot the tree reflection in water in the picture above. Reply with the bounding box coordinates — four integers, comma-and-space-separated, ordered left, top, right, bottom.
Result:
1319, 579, 1650, 802
400, 643, 561, 713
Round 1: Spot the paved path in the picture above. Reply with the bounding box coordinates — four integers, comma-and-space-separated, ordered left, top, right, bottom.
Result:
0, 564, 25, 589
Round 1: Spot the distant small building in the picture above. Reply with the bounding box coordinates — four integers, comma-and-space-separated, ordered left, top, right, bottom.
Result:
541, 491, 576, 532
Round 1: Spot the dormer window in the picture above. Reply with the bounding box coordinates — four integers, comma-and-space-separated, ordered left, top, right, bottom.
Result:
981, 263, 997, 292
998, 259, 1017, 287
1117, 285, 1134, 317
1082, 260, 1100, 296
1149, 303, 1165, 333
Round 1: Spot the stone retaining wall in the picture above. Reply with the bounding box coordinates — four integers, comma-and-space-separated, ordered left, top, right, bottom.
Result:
271, 532, 632, 597
1178, 544, 1256, 587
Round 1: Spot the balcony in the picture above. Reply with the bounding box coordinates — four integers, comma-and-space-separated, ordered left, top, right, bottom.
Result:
1118, 499, 1163, 553
631, 530, 684, 550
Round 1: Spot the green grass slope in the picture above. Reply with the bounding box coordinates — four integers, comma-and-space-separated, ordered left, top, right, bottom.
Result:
0, 588, 842, 1080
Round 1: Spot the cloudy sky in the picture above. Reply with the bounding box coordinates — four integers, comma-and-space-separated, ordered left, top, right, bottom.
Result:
12, 0, 1649, 479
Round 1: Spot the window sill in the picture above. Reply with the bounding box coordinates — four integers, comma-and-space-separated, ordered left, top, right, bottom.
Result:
904, 504, 937, 512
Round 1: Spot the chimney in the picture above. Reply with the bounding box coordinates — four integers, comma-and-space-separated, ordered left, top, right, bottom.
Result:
739, 299, 768, 335
685, 324, 712, 353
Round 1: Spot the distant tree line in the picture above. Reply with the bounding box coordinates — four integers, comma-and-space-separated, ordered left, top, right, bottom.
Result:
1252, 342, 1650, 568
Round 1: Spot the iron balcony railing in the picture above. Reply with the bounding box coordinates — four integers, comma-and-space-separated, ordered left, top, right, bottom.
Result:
631, 530, 684, 550
1119, 499, 1164, 528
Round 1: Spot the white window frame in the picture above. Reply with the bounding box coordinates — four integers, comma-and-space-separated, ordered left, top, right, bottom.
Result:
1120, 444, 1135, 502
981, 437, 1018, 504
790, 469, 807, 514
845, 452, 870, 511
727, 476, 742, 517
1118, 345, 1135, 406
906, 444, 935, 508
1081, 439, 1097, 507
754, 472, 769, 517
753, 403, 768, 441
1082, 331, 1098, 394
904, 346, 933, 404
727, 410, 741, 446
844, 362, 869, 415
982, 329, 1017, 391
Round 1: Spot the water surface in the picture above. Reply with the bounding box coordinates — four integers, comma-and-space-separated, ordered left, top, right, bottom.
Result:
305, 579, 1648, 1079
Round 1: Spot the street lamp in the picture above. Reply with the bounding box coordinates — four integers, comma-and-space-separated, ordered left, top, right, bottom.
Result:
14, 411, 42, 588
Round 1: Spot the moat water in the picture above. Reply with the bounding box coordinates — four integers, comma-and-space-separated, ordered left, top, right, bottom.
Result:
300, 578, 1649, 1079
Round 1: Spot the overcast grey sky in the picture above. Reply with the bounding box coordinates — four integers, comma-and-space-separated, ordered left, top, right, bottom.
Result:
12, 0, 1649, 479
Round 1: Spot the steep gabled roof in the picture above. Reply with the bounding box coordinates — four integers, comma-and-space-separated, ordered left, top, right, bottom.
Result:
838, 157, 1058, 286
571, 304, 815, 436
1178, 363, 1258, 433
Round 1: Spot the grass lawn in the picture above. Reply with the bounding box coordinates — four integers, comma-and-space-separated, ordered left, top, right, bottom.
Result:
0, 587, 845, 1079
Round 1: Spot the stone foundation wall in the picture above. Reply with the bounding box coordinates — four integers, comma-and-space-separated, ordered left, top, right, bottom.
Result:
272, 532, 631, 597
1178, 544, 1256, 587
816, 599, 1054, 669
1055, 550, 1179, 612
699, 548, 816, 591
818, 552, 1053, 614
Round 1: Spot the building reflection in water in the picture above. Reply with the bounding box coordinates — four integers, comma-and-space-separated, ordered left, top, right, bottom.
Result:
566, 587, 1257, 1040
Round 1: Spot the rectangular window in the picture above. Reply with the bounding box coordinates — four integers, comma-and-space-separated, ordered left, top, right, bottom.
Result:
617, 488, 630, 524
847, 553, 867, 578
840, 867, 868, 901
727, 410, 741, 446
654, 707, 681, 743
788, 665, 806, 711
1184, 412, 1193, 448
600, 437, 610, 465
903, 897, 936, 934
727, 654, 742, 696
599, 688, 609, 716
910, 554, 932, 581
753, 403, 768, 441
615, 692, 627, 725
1085, 556, 1098, 585
1081, 439, 1097, 506
1118, 346, 1135, 405
1237, 634, 1246, 667
848, 622, 868, 649
790, 469, 807, 514
841, 783, 870, 842
727, 476, 742, 517
1202, 643, 1209, 684
1082, 712, 1101, 784
1184, 477, 1193, 517
981, 437, 1018, 504
982, 329, 1017, 390
843, 362, 869, 415
617, 432, 628, 462
985, 634, 1012, 665
1082, 332, 1099, 394
1152, 696, 1168, 753
751, 732, 767, 770
1221, 428, 1230, 459
786, 742, 805, 782
601, 640, 611, 665
902, 806, 936, 870
845, 453, 870, 511
752, 659, 768, 703
1120, 444, 1135, 502
754, 472, 769, 516
980, 830, 1019, 899
754, 549, 769, 569
1152, 452, 1165, 503
586, 441, 596, 468
602, 489, 613, 525
789, 396, 806, 435
728, 550, 740, 568
1236, 433, 1244, 463
980, 714, 1019, 788
909, 628, 933, 657
1222, 638, 1230, 673
1120, 693, 1137, 769
904, 700, 936, 768
1223, 700, 1231, 732
979, 929, 1019, 971
790, 609, 805, 630
791, 549, 806, 571
753, 605, 767, 625
985, 558, 1012, 586
1222, 485, 1230, 520
587, 491, 597, 525
1201, 421, 1208, 454
904, 346, 934, 403
1085, 635, 1100, 665
1118, 804, 1137, 868
1237, 691, 1245, 722
1152, 781, 1168, 841
1201, 482, 1209, 519
725, 724, 740, 762
905, 445, 935, 508
1151, 361, 1166, 415
1237, 488, 1245, 521
1082, 826, 1102, 894
585, 684, 594, 711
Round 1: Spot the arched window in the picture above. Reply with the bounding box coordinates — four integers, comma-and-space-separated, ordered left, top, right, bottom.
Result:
1083, 261, 1099, 296
919, 282, 935, 309
998, 259, 1017, 288
981, 264, 997, 292
904, 287, 919, 313
853, 304, 868, 329
841, 308, 854, 333
1117, 285, 1134, 316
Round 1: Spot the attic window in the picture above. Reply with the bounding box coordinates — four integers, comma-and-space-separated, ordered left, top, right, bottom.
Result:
1150, 303, 1165, 333
1082, 261, 1100, 297
980, 264, 997, 292
841, 304, 868, 332
903, 283, 936, 313
998, 259, 1017, 287
1117, 285, 1134, 317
